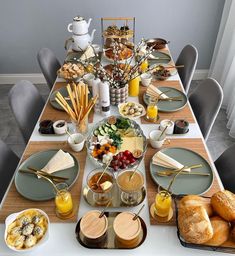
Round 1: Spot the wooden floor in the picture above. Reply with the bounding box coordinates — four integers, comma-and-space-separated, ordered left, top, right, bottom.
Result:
0, 81, 234, 160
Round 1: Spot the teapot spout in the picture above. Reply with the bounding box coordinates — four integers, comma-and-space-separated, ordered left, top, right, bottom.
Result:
87, 18, 92, 28
64, 37, 73, 50
90, 29, 96, 42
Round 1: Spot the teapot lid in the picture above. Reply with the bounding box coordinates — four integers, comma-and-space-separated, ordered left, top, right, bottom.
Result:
73, 16, 84, 21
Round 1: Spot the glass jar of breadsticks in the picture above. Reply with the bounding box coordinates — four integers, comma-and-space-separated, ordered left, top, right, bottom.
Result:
55, 81, 98, 135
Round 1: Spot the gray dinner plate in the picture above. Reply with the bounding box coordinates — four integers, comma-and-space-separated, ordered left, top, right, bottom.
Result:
143, 86, 187, 112
150, 147, 214, 195
50, 87, 72, 111
148, 51, 171, 66
15, 149, 79, 201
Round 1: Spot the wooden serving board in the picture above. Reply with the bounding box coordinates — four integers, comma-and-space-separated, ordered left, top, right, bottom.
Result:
40, 82, 94, 123
139, 80, 196, 124
144, 138, 222, 226
0, 141, 87, 223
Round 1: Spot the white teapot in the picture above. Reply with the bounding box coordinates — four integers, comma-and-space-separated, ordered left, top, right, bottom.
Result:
65, 29, 96, 51
67, 16, 92, 35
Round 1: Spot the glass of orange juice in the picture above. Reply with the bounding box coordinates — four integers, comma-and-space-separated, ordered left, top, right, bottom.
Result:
128, 74, 140, 97
55, 183, 74, 219
154, 188, 172, 218
140, 59, 148, 73
146, 99, 158, 121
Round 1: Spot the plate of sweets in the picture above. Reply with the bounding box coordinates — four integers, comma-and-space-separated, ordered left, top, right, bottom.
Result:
86, 116, 147, 171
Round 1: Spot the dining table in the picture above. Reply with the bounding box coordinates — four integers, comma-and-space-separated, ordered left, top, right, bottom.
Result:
0, 44, 229, 256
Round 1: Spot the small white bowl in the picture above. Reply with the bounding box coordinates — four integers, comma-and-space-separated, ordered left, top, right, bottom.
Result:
53, 120, 67, 135
149, 130, 166, 149
118, 102, 146, 120
140, 73, 152, 87
83, 73, 95, 88
68, 133, 85, 152
4, 208, 50, 252
159, 119, 174, 135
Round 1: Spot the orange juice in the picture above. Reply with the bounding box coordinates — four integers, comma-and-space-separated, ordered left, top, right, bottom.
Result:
129, 75, 140, 96
55, 190, 73, 217
140, 59, 148, 72
147, 104, 158, 119
154, 191, 172, 217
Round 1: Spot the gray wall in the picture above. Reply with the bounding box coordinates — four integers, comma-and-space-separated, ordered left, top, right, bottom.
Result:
0, 0, 224, 73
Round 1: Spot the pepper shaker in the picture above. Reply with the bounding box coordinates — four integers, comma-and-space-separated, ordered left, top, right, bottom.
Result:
99, 81, 110, 116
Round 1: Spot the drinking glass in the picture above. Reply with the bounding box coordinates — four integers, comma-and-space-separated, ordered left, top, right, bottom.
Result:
154, 187, 172, 218
146, 99, 158, 121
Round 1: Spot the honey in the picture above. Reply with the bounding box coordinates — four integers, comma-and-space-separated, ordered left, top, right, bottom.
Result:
88, 172, 113, 193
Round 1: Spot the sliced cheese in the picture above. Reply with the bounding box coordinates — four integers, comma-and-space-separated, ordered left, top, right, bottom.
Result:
152, 151, 190, 172
118, 137, 144, 153
42, 149, 74, 174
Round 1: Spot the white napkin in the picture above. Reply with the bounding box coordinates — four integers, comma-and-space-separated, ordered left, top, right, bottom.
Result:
152, 151, 190, 172
42, 149, 75, 174
80, 45, 95, 61
147, 84, 169, 99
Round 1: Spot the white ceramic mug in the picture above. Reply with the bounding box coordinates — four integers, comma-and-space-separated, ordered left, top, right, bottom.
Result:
68, 133, 85, 152
140, 73, 152, 87
149, 130, 166, 149
53, 120, 67, 135
159, 119, 174, 135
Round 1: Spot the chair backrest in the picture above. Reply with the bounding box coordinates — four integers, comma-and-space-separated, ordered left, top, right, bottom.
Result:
189, 78, 223, 140
9, 80, 45, 144
214, 143, 235, 193
176, 44, 198, 94
37, 48, 61, 90
0, 140, 19, 203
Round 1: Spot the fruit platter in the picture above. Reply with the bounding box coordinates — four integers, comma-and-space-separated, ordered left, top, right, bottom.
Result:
86, 116, 147, 171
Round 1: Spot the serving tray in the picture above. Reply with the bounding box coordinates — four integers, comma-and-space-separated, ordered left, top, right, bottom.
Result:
75, 211, 147, 249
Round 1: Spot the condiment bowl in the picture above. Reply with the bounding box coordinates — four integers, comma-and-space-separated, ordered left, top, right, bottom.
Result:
140, 73, 152, 87
68, 133, 85, 152
53, 120, 67, 135
149, 130, 166, 149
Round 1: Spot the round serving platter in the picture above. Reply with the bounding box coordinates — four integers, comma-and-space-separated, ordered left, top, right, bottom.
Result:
150, 147, 214, 195
15, 149, 79, 201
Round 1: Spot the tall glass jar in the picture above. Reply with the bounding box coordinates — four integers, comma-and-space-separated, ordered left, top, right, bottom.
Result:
71, 115, 88, 135
146, 99, 158, 121
128, 74, 140, 97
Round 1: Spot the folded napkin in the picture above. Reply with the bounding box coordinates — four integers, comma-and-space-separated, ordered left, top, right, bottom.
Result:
80, 45, 95, 61
147, 84, 169, 99
42, 149, 75, 174
152, 151, 190, 172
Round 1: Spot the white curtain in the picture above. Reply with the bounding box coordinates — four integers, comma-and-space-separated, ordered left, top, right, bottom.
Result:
209, 0, 235, 138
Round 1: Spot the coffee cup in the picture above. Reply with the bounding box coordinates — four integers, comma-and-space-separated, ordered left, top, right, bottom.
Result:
68, 133, 85, 152
149, 130, 166, 149
159, 119, 174, 135
140, 73, 152, 87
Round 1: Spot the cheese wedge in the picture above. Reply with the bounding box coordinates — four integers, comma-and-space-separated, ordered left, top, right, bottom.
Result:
152, 151, 190, 172
42, 149, 75, 174
80, 45, 95, 61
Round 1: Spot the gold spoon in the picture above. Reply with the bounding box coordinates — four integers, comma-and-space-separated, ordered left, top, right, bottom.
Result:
133, 204, 145, 220
99, 200, 112, 218
156, 170, 210, 177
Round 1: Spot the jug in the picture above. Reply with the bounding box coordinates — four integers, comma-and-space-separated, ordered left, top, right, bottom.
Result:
67, 16, 92, 35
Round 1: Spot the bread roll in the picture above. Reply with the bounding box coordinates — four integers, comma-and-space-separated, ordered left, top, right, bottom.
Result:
179, 195, 213, 216
211, 190, 235, 221
178, 206, 213, 244
231, 226, 235, 242
204, 216, 230, 246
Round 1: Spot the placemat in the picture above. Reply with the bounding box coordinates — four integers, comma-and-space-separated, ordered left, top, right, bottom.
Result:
144, 138, 222, 226
40, 82, 94, 123
139, 80, 196, 124
0, 141, 87, 223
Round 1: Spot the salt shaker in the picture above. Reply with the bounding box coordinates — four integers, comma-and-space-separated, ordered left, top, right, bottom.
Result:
99, 81, 110, 116
92, 78, 100, 113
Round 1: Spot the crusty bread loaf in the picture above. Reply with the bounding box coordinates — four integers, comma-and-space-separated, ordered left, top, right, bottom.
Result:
179, 195, 213, 216
231, 226, 235, 242
204, 216, 230, 246
211, 190, 235, 221
178, 205, 213, 244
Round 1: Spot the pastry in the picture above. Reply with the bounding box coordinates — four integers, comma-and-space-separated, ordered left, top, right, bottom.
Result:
204, 216, 230, 246
211, 190, 235, 221
179, 195, 213, 216
231, 226, 235, 242
178, 205, 213, 244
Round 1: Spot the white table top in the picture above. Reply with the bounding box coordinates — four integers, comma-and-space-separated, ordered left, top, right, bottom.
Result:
0, 56, 227, 256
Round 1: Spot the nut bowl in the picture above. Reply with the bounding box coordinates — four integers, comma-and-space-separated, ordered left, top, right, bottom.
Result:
4, 208, 50, 252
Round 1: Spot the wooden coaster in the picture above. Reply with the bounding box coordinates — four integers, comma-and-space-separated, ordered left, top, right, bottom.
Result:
150, 203, 173, 223
143, 115, 160, 123
56, 209, 75, 220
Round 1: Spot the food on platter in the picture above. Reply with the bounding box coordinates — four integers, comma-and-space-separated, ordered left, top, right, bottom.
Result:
204, 216, 230, 246
88, 170, 114, 193
57, 62, 85, 80
211, 190, 235, 221
178, 205, 213, 244
5, 209, 48, 251
104, 44, 133, 61
146, 38, 168, 50
178, 195, 213, 217
153, 65, 171, 80
104, 25, 133, 37
87, 116, 146, 170
118, 102, 146, 119
104, 63, 131, 81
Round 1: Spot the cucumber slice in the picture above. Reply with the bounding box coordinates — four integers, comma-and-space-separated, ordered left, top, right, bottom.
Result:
99, 127, 104, 132
111, 124, 117, 131
104, 127, 109, 133
94, 130, 99, 136
100, 130, 106, 136
105, 123, 111, 127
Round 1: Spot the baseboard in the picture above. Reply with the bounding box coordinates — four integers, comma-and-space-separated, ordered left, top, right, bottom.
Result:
192, 69, 208, 80
0, 69, 209, 85
0, 74, 46, 84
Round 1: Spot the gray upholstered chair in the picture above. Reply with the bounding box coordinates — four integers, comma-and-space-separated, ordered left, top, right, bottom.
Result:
176, 44, 198, 94
9, 80, 45, 144
0, 140, 19, 203
37, 48, 61, 90
189, 78, 223, 141
214, 143, 235, 193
